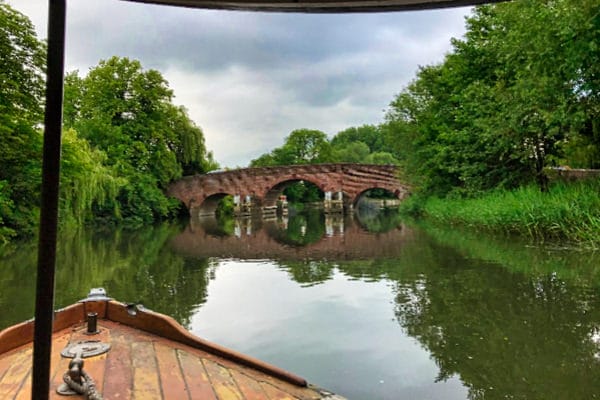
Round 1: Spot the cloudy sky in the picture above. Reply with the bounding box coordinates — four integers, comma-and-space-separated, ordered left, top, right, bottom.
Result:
9, 0, 471, 167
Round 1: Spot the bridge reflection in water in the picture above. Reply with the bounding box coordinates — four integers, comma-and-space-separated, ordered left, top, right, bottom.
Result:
170, 209, 409, 261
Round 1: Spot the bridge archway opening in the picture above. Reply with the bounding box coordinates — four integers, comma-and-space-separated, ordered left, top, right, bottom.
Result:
265, 210, 325, 247
195, 193, 233, 217
264, 179, 325, 207
354, 187, 400, 209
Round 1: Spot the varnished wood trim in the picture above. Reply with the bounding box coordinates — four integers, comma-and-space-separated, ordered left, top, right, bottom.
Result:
0, 321, 34, 355
0, 303, 84, 355
106, 301, 308, 387
53, 303, 85, 331
84, 300, 108, 319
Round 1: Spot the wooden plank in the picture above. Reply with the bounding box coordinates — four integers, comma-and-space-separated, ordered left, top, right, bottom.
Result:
0, 348, 32, 399
259, 382, 298, 400
230, 368, 269, 400
13, 370, 31, 400
107, 301, 307, 388
17, 329, 72, 400
177, 350, 217, 400
52, 303, 85, 332
131, 341, 161, 399
0, 321, 34, 355
103, 327, 133, 400
0, 348, 22, 383
202, 358, 244, 400
181, 344, 321, 399
84, 300, 108, 319
155, 342, 188, 400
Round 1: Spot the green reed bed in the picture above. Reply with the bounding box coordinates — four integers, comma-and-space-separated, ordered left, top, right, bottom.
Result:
405, 180, 600, 247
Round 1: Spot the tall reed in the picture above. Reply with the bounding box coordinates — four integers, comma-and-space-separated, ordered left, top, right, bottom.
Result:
404, 180, 600, 247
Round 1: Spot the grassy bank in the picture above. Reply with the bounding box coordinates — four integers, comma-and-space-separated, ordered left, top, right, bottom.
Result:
400, 180, 600, 247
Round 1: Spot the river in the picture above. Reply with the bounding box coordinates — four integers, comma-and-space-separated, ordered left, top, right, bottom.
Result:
1, 209, 599, 399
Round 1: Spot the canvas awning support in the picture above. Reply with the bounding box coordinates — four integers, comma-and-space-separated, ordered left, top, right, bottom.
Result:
32, 1, 67, 399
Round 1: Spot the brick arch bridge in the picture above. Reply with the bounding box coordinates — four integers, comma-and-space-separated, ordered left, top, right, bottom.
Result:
167, 163, 410, 217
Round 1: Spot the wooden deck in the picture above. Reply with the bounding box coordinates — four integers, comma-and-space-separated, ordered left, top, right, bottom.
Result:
0, 300, 343, 400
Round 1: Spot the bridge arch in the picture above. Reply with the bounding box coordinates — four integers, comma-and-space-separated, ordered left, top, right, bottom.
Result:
352, 186, 403, 207
167, 163, 410, 216
262, 177, 326, 207
194, 192, 232, 217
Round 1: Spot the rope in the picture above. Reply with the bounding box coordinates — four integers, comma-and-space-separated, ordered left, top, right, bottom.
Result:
63, 369, 104, 400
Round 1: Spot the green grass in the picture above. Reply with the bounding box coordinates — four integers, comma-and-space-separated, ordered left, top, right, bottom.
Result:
401, 180, 600, 247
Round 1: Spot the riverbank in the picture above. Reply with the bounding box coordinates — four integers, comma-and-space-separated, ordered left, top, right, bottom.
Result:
400, 180, 600, 248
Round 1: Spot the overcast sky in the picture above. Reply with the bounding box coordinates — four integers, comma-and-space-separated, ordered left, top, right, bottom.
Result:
9, 0, 471, 167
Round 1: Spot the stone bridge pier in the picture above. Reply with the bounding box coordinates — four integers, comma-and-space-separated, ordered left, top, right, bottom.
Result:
167, 163, 410, 218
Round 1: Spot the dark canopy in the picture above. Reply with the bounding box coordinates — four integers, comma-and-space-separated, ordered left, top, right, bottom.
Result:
124, 0, 504, 13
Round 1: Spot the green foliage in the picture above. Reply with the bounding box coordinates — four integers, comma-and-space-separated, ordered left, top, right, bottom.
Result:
251, 123, 401, 170
333, 141, 370, 163
60, 129, 125, 225
215, 195, 235, 218
415, 180, 600, 247
64, 56, 218, 225
251, 129, 334, 166
0, 2, 45, 124
330, 125, 399, 165
0, 5, 217, 240
283, 181, 323, 204
0, 2, 45, 240
274, 210, 325, 247
0, 181, 16, 242
331, 125, 385, 153
0, 224, 212, 330
386, 0, 600, 197
250, 129, 333, 203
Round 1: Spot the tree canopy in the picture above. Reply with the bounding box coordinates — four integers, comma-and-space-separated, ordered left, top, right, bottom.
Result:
63, 56, 218, 225
0, 2, 218, 241
385, 0, 600, 196
250, 125, 398, 168
0, 2, 45, 240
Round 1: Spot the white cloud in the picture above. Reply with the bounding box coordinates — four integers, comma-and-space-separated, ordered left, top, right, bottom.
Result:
8, 0, 470, 167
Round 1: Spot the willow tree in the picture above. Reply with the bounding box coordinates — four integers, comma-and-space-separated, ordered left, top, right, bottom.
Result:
64, 57, 217, 224
59, 129, 124, 225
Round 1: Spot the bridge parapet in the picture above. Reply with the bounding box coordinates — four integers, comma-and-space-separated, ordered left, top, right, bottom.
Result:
167, 163, 409, 217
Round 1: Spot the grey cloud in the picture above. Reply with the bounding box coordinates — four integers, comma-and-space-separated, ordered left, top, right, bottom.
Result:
10, 0, 470, 167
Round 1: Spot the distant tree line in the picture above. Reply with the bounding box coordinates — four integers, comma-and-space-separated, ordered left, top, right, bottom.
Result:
0, 3, 217, 242
253, 0, 599, 201
250, 126, 399, 167
250, 127, 399, 202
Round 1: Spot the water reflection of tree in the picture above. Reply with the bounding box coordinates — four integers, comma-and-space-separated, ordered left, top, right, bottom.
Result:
355, 208, 404, 233
277, 260, 334, 287
268, 210, 325, 246
0, 224, 212, 330
273, 228, 600, 399
389, 239, 600, 400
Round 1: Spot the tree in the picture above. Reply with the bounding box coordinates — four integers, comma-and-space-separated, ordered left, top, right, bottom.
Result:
0, 2, 45, 239
385, 0, 600, 196
64, 56, 217, 225
282, 129, 334, 164
333, 141, 371, 163
59, 129, 124, 225
250, 128, 334, 167
331, 125, 385, 153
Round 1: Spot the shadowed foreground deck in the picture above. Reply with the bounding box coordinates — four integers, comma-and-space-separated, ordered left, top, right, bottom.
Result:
0, 299, 343, 399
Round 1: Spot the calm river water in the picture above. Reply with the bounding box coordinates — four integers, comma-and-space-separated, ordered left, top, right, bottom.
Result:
1, 210, 599, 399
